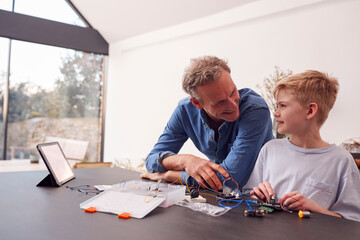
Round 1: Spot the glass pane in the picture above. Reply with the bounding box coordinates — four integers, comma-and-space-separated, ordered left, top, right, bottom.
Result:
7, 40, 104, 161
0, 37, 10, 159
14, 0, 86, 27
0, 0, 12, 11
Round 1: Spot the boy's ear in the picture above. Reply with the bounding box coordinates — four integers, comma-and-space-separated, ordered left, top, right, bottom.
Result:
190, 97, 203, 110
306, 102, 318, 120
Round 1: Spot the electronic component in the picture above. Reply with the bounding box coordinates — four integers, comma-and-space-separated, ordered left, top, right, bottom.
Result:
244, 209, 265, 217
216, 193, 236, 199
258, 201, 282, 210
222, 186, 232, 195
190, 188, 199, 198
216, 190, 242, 200
257, 194, 282, 210
270, 195, 276, 204
259, 206, 274, 213
298, 210, 311, 218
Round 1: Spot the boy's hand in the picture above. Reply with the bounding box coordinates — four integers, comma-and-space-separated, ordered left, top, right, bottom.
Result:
280, 191, 311, 210
250, 181, 275, 202
281, 191, 343, 218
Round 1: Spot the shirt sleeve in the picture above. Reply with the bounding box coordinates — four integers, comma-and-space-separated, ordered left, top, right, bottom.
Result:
329, 162, 360, 222
145, 106, 189, 173
218, 107, 273, 189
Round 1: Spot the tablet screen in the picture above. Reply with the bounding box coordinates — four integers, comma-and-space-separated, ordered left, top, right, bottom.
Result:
37, 142, 75, 186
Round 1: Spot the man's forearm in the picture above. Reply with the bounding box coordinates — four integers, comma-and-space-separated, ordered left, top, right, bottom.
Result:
141, 170, 181, 183
161, 154, 194, 171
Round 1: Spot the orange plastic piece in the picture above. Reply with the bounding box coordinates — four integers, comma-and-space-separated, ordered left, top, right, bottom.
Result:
85, 207, 97, 213
118, 212, 131, 219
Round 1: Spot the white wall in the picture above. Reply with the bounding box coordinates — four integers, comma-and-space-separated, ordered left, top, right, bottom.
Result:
104, 0, 360, 163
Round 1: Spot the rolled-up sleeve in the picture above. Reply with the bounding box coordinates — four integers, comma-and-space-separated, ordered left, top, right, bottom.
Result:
145, 106, 189, 173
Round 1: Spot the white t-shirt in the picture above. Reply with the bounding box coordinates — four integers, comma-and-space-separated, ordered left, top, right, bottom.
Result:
243, 138, 360, 222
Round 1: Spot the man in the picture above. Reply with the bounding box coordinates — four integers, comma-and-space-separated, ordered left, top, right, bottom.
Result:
141, 56, 273, 190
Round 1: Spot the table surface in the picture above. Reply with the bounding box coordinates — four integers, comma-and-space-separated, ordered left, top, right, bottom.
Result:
1, 168, 360, 240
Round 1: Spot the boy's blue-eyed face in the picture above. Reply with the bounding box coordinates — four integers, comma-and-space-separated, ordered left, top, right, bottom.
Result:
274, 89, 308, 136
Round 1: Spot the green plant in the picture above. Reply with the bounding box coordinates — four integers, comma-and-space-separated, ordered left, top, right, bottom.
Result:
257, 66, 293, 138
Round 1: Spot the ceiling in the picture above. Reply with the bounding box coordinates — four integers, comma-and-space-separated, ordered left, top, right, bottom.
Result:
71, 0, 256, 44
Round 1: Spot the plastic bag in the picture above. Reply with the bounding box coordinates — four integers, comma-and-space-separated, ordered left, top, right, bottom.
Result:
176, 200, 230, 217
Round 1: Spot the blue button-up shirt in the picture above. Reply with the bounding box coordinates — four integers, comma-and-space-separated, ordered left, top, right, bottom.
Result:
145, 88, 274, 188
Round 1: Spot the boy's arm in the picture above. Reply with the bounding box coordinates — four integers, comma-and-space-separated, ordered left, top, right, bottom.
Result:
280, 191, 342, 218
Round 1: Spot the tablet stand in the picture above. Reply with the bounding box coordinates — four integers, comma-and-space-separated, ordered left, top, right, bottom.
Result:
37, 174, 59, 187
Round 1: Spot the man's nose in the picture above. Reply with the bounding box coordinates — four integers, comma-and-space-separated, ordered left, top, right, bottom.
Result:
229, 95, 239, 107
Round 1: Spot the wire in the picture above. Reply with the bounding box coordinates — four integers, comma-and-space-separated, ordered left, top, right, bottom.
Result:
155, 179, 162, 189
168, 178, 179, 185
199, 192, 217, 197
66, 184, 90, 190
219, 199, 243, 209
196, 178, 220, 194
201, 189, 219, 196
245, 200, 254, 210
218, 198, 257, 210
178, 176, 194, 193
222, 177, 239, 192
144, 189, 159, 203
158, 178, 179, 185
66, 185, 103, 194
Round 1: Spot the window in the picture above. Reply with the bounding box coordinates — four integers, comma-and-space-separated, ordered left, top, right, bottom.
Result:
0, 1, 108, 162
0, 37, 10, 158
5, 40, 104, 161
0, 0, 12, 11
14, 0, 86, 27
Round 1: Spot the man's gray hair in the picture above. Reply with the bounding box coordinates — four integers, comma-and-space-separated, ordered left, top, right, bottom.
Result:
182, 56, 231, 99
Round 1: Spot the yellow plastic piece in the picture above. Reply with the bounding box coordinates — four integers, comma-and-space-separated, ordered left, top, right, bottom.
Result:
298, 210, 310, 218
298, 210, 304, 218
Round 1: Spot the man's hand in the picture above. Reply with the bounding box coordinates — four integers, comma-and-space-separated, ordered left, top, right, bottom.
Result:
250, 181, 275, 202
183, 156, 229, 190
280, 191, 342, 218
161, 154, 229, 190
140, 170, 180, 183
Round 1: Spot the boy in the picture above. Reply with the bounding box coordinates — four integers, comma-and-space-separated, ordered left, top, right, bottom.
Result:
243, 70, 360, 221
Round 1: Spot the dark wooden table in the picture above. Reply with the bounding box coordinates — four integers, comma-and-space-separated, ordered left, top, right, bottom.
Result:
1, 168, 360, 240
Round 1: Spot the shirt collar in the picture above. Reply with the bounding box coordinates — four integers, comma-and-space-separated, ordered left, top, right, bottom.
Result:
200, 109, 230, 129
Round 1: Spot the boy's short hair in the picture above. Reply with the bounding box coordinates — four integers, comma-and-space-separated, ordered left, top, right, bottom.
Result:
182, 56, 230, 99
273, 70, 339, 125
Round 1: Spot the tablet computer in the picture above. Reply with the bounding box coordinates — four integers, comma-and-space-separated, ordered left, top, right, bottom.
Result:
37, 142, 75, 187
